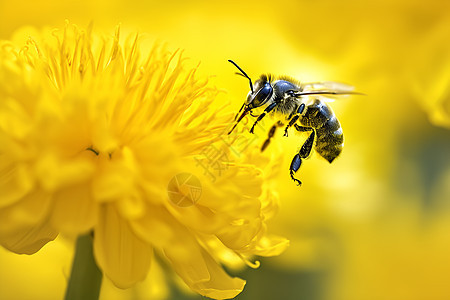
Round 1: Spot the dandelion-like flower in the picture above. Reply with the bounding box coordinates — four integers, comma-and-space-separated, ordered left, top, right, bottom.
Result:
0, 22, 288, 299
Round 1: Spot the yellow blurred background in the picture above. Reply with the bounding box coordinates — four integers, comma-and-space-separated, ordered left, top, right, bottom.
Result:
1, 0, 450, 299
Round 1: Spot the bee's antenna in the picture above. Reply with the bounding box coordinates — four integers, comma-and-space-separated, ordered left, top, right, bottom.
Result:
294, 91, 365, 96
234, 103, 245, 121
228, 60, 254, 93
228, 107, 250, 135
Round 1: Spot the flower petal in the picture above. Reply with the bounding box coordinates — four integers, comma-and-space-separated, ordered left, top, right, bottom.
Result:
198, 167, 263, 217
251, 234, 290, 257
92, 151, 139, 203
163, 235, 211, 285
180, 250, 246, 300
217, 218, 262, 251
164, 202, 230, 234
0, 189, 51, 237
34, 154, 94, 192
0, 161, 33, 207
160, 213, 245, 299
50, 183, 97, 235
94, 204, 152, 288
130, 204, 175, 249
0, 220, 57, 254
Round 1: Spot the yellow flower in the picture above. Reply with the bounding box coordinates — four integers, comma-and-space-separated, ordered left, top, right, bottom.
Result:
0, 22, 288, 299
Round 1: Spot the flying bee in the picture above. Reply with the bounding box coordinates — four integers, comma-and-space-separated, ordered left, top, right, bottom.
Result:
228, 59, 361, 186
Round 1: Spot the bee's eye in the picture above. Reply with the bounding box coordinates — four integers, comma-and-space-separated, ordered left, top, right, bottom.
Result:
251, 82, 273, 107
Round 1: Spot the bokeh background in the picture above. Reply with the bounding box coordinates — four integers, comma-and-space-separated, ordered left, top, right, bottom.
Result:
1, 0, 450, 299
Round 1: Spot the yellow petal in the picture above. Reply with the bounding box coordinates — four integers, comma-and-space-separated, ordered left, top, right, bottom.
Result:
190, 250, 246, 299
94, 204, 152, 288
157, 208, 253, 298
130, 204, 175, 248
0, 189, 51, 237
0, 161, 33, 207
199, 167, 262, 219
0, 220, 57, 255
217, 218, 262, 250
92, 152, 138, 203
164, 202, 229, 234
34, 154, 94, 192
251, 234, 290, 257
50, 183, 97, 235
115, 195, 146, 220
163, 236, 211, 285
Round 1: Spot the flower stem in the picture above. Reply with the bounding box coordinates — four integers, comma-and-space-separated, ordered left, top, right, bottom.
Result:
65, 233, 103, 300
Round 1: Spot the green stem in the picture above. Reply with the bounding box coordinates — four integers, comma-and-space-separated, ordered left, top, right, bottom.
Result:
65, 233, 103, 300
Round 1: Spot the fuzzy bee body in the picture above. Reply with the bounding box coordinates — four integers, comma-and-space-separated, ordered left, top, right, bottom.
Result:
228, 60, 357, 186
271, 79, 344, 163
271, 79, 302, 116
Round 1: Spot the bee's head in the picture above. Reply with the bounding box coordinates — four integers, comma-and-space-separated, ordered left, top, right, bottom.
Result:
228, 60, 273, 134
245, 75, 273, 109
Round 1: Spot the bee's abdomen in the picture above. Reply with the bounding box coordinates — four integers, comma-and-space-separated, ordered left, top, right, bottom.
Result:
315, 116, 343, 163
301, 100, 344, 163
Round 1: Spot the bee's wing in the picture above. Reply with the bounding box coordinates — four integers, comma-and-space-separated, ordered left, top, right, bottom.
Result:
301, 81, 355, 93
296, 81, 361, 102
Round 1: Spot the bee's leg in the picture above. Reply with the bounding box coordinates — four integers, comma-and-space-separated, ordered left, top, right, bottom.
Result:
261, 121, 284, 152
289, 128, 315, 186
283, 103, 305, 137
290, 154, 303, 186
283, 115, 300, 137
294, 124, 313, 132
299, 128, 315, 158
250, 102, 278, 134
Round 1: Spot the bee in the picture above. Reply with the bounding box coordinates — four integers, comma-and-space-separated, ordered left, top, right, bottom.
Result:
228, 60, 360, 186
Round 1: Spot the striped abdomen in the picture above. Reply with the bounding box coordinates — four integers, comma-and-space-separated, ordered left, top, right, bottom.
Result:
300, 99, 344, 163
